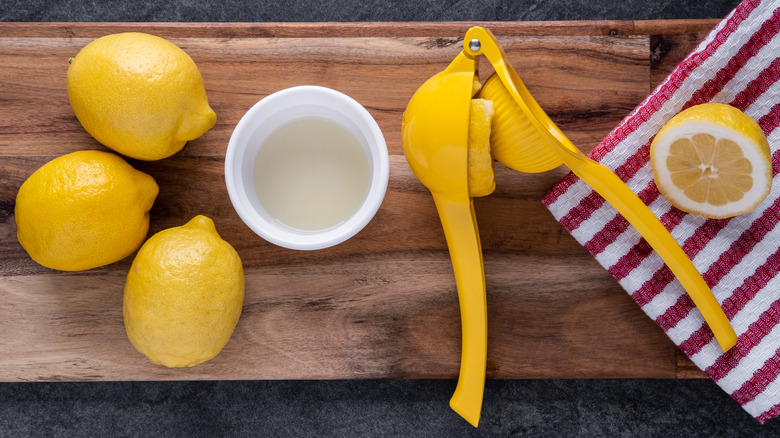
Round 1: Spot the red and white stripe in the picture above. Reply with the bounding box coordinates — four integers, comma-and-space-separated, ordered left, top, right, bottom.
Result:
542, 0, 780, 423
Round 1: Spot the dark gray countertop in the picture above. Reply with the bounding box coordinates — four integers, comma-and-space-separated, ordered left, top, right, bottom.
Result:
4, 0, 779, 436
0, 0, 745, 22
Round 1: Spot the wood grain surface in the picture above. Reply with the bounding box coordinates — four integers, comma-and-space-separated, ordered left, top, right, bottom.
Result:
0, 20, 717, 381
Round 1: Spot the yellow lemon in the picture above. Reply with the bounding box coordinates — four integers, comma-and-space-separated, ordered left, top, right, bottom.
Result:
468, 98, 496, 198
123, 215, 244, 368
67, 32, 216, 161
650, 103, 771, 219
15, 150, 159, 271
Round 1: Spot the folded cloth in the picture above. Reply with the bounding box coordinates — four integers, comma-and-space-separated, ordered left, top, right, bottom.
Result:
541, 0, 780, 424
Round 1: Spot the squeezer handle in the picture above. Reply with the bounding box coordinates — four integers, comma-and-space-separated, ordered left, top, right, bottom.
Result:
432, 193, 487, 428
571, 158, 738, 351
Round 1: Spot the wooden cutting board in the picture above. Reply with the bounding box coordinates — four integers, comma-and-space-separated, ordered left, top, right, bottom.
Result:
0, 20, 718, 381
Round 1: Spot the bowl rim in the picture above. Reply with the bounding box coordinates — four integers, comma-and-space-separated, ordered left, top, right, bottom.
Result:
224, 85, 389, 250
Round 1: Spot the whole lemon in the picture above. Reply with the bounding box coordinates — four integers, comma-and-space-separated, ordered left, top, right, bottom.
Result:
67, 32, 217, 161
123, 215, 244, 368
15, 150, 158, 271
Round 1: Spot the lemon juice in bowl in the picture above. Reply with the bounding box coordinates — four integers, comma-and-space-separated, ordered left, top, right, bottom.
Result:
252, 117, 371, 231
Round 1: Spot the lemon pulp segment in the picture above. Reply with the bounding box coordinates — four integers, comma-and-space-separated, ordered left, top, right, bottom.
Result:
468, 98, 496, 197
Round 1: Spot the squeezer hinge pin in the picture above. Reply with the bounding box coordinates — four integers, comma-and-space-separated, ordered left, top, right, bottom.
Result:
468, 38, 481, 52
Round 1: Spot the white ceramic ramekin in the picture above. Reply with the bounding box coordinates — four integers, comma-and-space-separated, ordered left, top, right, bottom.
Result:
224, 86, 389, 250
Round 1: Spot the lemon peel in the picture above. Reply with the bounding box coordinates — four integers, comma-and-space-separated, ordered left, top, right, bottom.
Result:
15, 150, 158, 271
67, 32, 216, 161
123, 215, 244, 368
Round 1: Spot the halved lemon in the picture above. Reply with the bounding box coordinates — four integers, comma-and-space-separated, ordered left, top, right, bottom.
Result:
467, 98, 496, 198
650, 103, 771, 219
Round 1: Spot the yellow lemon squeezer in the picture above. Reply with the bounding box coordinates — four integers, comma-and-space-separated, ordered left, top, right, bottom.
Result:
401, 27, 737, 427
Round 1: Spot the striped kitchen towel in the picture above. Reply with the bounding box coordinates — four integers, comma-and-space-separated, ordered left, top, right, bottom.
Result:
541, 0, 780, 424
